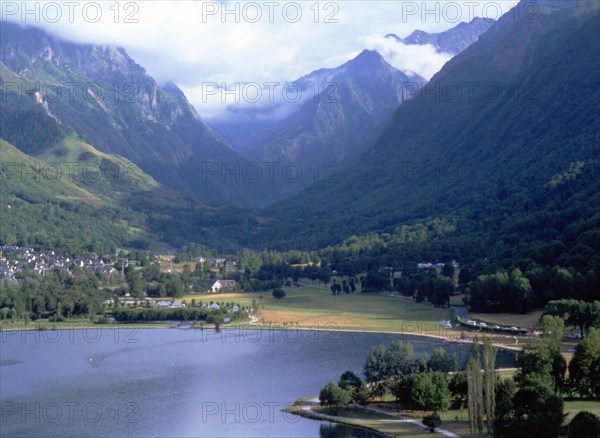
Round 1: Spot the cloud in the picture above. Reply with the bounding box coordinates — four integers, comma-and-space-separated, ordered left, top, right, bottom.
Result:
360, 35, 454, 80
3, 1, 518, 118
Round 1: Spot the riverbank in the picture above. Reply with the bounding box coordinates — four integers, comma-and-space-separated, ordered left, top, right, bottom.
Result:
286, 398, 460, 437
0, 317, 526, 352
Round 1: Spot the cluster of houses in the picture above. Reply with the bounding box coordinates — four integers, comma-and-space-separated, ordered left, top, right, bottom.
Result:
417, 260, 460, 270
0, 245, 120, 280
102, 293, 241, 313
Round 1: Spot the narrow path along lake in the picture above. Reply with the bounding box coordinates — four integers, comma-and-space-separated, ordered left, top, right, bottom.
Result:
0, 327, 516, 437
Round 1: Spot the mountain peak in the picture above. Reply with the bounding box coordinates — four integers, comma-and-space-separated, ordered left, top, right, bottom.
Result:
343, 49, 388, 70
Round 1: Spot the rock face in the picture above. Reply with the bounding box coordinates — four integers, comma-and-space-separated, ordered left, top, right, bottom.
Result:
0, 22, 262, 206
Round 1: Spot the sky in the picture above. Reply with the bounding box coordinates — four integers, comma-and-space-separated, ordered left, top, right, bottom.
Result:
2, 1, 518, 118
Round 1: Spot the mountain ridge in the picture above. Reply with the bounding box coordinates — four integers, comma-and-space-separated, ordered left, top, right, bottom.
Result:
209, 48, 426, 199
0, 21, 267, 207
385, 17, 496, 54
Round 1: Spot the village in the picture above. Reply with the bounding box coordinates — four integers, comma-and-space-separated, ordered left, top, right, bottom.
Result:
0, 245, 240, 312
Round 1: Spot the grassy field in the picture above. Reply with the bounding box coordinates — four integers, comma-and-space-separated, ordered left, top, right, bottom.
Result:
183, 282, 455, 334
0, 317, 169, 331
564, 400, 600, 420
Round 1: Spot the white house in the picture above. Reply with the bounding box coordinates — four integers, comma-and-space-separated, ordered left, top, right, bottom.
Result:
209, 303, 221, 310
209, 279, 236, 293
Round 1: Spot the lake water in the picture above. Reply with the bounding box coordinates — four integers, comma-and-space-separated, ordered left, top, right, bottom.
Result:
0, 327, 516, 437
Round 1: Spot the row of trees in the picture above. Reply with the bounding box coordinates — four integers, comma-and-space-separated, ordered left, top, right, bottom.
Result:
0, 268, 105, 321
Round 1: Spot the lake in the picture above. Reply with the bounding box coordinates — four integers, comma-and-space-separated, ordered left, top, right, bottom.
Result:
0, 326, 516, 437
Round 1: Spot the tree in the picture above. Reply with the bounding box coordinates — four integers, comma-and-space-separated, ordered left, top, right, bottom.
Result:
482, 338, 496, 434
449, 371, 468, 409
493, 378, 516, 437
544, 299, 600, 338
207, 313, 224, 329
538, 315, 567, 392
441, 262, 455, 278
319, 267, 332, 286
468, 269, 533, 313
423, 412, 442, 432
539, 315, 565, 348
364, 344, 388, 395
568, 411, 600, 438
126, 269, 145, 299
349, 277, 356, 293
410, 371, 451, 413
431, 276, 453, 307
506, 384, 565, 438
272, 288, 286, 299
330, 283, 342, 295
467, 348, 484, 435
458, 268, 471, 285
362, 271, 390, 292
339, 371, 369, 405
339, 371, 362, 392
569, 327, 600, 398
342, 279, 350, 294
426, 347, 457, 373
319, 382, 351, 408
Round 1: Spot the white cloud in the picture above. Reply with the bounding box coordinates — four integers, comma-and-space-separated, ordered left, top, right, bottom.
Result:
360, 34, 454, 80
2, 1, 518, 117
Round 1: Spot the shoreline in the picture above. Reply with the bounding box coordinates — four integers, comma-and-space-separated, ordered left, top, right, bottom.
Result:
0, 319, 524, 351
285, 399, 461, 437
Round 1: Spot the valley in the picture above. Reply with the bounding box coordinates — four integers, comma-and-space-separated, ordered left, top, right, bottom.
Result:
1, 1, 599, 437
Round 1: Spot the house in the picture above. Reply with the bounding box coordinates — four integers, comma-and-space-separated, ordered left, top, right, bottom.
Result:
170, 300, 185, 308
209, 279, 236, 293
206, 258, 226, 267
157, 301, 171, 308
232, 305, 240, 313
209, 303, 221, 310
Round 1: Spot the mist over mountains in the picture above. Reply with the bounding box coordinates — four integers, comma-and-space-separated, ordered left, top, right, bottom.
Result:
1, 1, 598, 264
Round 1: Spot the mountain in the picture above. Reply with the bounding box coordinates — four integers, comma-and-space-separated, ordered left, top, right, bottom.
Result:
210, 50, 425, 197
247, 0, 599, 263
0, 137, 157, 253
386, 17, 496, 54
0, 22, 263, 207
